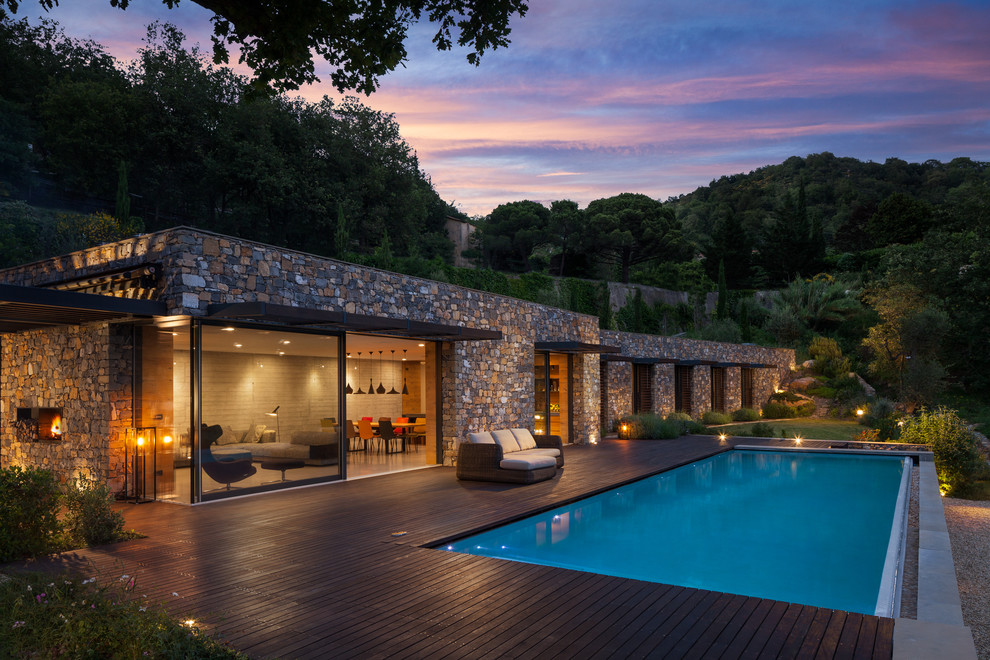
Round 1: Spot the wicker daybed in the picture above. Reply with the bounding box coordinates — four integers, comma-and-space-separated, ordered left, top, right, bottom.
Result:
456, 428, 563, 484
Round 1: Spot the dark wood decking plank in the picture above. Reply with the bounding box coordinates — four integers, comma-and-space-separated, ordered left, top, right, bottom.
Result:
547, 580, 662, 659
607, 585, 698, 657
755, 602, 809, 659
714, 598, 777, 660
833, 612, 864, 660
852, 615, 880, 660
626, 589, 722, 657
873, 617, 895, 660
814, 609, 848, 660
785, 607, 832, 659
686, 592, 759, 659
650, 591, 740, 658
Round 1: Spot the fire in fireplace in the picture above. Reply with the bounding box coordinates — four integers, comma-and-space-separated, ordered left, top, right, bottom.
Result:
15, 407, 64, 442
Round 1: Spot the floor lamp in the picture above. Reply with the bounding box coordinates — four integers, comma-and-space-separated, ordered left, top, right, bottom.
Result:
266, 406, 280, 442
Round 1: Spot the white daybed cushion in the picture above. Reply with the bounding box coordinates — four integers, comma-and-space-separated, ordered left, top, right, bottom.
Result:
500, 454, 557, 471
491, 429, 521, 453
516, 448, 560, 458
467, 431, 495, 444
510, 428, 538, 450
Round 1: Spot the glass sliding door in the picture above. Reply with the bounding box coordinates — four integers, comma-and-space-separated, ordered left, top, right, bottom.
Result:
197, 323, 342, 501
534, 351, 570, 443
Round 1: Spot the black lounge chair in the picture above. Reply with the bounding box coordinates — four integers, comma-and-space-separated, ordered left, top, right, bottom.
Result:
201, 424, 257, 490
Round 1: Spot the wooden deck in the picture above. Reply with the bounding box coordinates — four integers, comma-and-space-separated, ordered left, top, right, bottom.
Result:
25, 438, 893, 659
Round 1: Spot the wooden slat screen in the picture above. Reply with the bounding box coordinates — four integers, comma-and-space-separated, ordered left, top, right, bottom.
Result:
675, 365, 692, 413
711, 367, 726, 412
741, 367, 754, 409
633, 363, 652, 413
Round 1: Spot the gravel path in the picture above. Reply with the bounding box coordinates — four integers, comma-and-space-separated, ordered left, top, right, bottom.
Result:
944, 497, 990, 659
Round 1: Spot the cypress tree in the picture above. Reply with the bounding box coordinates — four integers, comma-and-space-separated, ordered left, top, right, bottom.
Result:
115, 160, 130, 223
716, 259, 728, 320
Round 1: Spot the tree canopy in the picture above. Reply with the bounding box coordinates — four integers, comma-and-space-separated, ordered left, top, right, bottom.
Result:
2, 0, 529, 92
0, 17, 458, 262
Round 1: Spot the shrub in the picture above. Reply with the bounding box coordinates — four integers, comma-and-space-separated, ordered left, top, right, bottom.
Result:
702, 410, 732, 425
749, 422, 777, 438
828, 374, 864, 403
0, 570, 244, 658
897, 406, 984, 495
808, 336, 852, 379
862, 398, 900, 441
855, 428, 881, 442
0, 466, 62, 562
664, 412, 704, 435
731, 408, 761, 422
617, 414, 681, 440
62, 477, 126, 547
762, 401, 797, 419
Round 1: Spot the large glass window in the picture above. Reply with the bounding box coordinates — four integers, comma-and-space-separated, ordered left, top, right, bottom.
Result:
197, 324, 342, 500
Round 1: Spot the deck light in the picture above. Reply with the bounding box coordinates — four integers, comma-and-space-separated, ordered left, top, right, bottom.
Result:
794, 436, 802, 445
718, 433, 727, 443
221, 327, 234, 332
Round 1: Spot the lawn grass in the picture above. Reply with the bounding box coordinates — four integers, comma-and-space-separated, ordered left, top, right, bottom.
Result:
714, 418, 864, 441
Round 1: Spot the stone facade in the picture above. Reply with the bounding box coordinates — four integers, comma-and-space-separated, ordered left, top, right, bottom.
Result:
599, 330, 794, 430
2, 227, 795, 490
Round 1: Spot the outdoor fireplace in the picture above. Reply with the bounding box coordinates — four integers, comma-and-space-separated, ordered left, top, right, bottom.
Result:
15, 407, 64, 442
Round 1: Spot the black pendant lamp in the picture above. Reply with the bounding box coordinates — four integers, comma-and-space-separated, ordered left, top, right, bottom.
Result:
367, 349, 374, 395
401, 349, 409, 395
345, 352, 353, 394
354, 351, 365, 395
387, 350, 400, 394
376, 351, 386, 394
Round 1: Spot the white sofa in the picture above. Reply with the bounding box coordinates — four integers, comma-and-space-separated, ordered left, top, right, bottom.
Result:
456, 428, 563, 484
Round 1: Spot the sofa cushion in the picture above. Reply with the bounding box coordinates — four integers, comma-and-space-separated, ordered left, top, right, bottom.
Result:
500, 454, 557, 470
510, 428, 538, 450
492, 429, 521, 453
243, 423, 267, 444
291, 431, 336, 446
216, 425, 243, 446
518, 447, 560, 458
467, 431, 495, 444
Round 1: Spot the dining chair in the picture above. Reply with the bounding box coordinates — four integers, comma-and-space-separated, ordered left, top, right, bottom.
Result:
378, 420, 404, 454
345, 420, 364, 452
358, 418, 378, 453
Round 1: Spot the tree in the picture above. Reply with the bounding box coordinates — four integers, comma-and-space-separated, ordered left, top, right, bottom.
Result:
705, 208, 752, 288
6, 0, 529, 93
585, 193, 691, 283
548, 199, 585, 276
477, 200, 550, 272
867, 192, 933, 245
861, 283, 949, 405
715, 259, 727, 320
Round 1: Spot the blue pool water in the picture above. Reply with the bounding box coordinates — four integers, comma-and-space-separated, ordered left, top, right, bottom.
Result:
445, 450, 907, 614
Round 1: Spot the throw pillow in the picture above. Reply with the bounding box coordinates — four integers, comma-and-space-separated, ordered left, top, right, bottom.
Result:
216, 424, 241, 445
243, 423, 267, 444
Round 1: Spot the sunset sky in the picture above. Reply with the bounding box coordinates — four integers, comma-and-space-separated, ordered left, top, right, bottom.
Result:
23, 0, 990, 216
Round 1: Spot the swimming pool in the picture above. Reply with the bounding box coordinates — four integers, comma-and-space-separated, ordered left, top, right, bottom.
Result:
444, 449, 911, 615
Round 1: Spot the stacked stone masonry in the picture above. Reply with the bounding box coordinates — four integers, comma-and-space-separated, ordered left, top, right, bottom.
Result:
2, 228, 794, 483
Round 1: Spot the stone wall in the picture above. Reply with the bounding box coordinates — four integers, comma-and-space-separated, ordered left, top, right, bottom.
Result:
1, 324, 120, 485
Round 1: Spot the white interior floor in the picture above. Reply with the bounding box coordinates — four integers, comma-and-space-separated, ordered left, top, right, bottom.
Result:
159, 446, 434, 502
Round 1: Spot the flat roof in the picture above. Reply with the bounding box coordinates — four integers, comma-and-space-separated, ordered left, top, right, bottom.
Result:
206, 301, 502, 341
0, 284, 167, 333
534, 340, 621, 354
